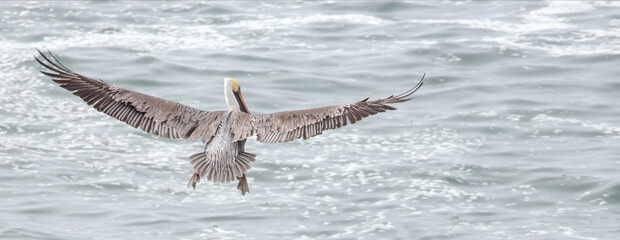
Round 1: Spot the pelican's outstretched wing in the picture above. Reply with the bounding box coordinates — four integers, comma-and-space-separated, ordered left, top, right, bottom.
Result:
35, 50, 231, 143
251, 75, 424, 143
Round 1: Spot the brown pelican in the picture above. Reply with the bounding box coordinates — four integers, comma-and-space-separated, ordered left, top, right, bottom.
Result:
34, 50, 424, 195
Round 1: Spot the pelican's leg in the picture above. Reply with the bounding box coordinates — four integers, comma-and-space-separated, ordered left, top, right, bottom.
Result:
237, 174, 249, 196
187, 173, 200, 189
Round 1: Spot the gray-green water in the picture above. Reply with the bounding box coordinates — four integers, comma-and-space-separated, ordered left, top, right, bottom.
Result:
1, 1, 619, 239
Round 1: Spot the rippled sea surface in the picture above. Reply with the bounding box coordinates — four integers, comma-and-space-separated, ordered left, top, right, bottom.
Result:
1, 1, 619, 239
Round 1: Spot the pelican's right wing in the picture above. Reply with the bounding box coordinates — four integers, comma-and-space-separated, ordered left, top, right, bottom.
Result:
251, 76, 424, 143
35, 50, 226, 143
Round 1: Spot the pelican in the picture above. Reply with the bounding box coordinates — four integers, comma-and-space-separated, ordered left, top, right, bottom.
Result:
34, 50, 424, 195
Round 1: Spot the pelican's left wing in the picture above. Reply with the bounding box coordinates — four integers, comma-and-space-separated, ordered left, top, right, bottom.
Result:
251, 76, 424, 143
35, 50, 230, 143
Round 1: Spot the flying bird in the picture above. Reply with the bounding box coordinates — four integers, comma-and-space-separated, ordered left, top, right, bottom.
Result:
34, 50, 424, 195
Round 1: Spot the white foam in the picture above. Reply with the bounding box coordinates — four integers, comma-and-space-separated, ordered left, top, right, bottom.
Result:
523, 1, 591, 31
410, 1, 619, 56
37, 24, 239, 52
480, 111, 498, 117
226, 14, 392, 30
594, 1, 620, 7
558, 226, 598, 240
531, 114, 620, 136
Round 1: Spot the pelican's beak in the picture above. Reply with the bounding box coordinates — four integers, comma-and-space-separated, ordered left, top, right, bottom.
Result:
234, 88, 250, 114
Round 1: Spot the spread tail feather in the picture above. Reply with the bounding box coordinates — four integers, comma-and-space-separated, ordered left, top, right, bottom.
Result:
187, 151, 256, 195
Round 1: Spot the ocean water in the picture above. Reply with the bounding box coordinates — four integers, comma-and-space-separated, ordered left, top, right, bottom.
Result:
1, 1, 619, 239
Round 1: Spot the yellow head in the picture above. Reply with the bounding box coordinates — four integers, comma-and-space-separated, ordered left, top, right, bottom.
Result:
230, 78, 240, 92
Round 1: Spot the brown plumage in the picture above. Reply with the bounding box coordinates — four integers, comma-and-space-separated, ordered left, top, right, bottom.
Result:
35, 50, 424, 196
251, 81, 423, 143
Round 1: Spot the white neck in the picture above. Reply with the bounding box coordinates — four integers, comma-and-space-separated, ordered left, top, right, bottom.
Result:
224, 78, 239, 111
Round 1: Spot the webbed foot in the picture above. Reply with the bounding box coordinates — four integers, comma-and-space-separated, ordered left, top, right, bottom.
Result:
187, 173, 200, 189
237, 174, 249, 196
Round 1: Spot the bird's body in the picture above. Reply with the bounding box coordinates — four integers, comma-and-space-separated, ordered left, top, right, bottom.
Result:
35, 50, 424, 195
188, 111, 255, 193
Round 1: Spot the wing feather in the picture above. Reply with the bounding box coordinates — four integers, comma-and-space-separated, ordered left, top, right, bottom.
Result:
251, 75, 424, 143
35, 50, 226, 143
